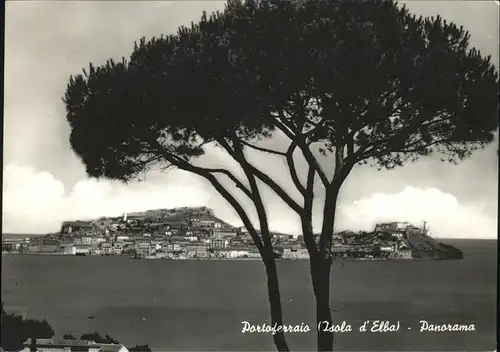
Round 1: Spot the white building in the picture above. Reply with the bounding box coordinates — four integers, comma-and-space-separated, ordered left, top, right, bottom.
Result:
79, 236, 93, 245
282, 248, 309, 259
380, 245, 395, 252
222, 249, 249, 258
395, 222, 411, 230
79, 236, 106, 246
63, 244, 76, 255
75, 245, 91, 255
423, 221, 431, 236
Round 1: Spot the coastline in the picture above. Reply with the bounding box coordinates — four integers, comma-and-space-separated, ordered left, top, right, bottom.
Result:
2, 252, 458, 261
3, 217, 466, 261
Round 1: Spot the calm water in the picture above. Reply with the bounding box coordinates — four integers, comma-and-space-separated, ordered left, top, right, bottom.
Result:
1, 240, 497, 351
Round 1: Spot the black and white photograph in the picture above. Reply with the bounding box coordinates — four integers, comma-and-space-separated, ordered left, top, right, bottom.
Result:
1, 0, 498, 351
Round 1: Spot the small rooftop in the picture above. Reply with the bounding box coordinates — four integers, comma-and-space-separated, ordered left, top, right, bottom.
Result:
99, 344, 128, 352
24, 338, 129, 351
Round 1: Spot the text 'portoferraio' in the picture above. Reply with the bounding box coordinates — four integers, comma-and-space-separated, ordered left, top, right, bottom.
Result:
241, 321, 476, 335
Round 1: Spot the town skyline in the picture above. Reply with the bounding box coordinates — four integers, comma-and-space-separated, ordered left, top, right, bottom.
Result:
3, 1, 499, 238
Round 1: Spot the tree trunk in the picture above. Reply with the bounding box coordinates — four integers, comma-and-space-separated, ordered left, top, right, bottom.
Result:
310, 255, 334, 352
311, 183, 341, 352
29, 336, 37, 352
263, 254, 290, 352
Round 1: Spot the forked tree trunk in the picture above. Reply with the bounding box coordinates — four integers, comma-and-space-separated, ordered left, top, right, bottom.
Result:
310, 256, 334, 352
225, 140, 290, 351
263, 254, 290, 352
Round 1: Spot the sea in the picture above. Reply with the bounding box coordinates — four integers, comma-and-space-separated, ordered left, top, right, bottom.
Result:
1, 239, 497, 351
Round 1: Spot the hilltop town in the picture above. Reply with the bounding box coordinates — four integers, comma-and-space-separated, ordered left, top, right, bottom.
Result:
2, 207, 463, 260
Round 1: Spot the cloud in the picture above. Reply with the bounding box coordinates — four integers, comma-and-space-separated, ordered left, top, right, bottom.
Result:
3, 165, 496, 239
2, 164, 214, 234
337, 186, 497, 239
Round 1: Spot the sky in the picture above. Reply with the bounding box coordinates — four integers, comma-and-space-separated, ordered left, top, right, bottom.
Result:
3, 0, 499, 239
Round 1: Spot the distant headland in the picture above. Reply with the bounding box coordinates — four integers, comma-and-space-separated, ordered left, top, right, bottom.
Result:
2, 206, 463, 260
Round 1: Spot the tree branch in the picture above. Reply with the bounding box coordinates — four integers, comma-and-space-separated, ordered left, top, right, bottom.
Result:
203, 168, 253, 199
286, 141, 306, 196
353, 111, 452, 162
218, 136, 304, 215
240, 140, 287, 156
274, 116, 330, 187
249, 165, 304, 215
158, 148, 266, 254
221, 137, 274, 253
144, 146, 253, 198
302, 117, 326, 144
346, 129, 355, 159
238, 138, 307, 198
302, 165, 318, 257
273, 115, 296, 140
